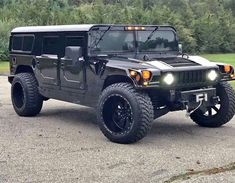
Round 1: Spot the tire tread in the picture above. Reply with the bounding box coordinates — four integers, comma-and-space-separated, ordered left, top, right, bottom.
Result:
97, 83, 154, 144
12, 73, 43, 116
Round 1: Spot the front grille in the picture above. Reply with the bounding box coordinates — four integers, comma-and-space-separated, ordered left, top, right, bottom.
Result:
175, 70, 208, 87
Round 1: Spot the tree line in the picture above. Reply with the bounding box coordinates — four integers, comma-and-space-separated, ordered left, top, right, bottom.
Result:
0, 0, 235, 60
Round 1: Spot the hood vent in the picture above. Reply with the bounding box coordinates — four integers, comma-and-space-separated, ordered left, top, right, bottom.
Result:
160, 57, 199, 67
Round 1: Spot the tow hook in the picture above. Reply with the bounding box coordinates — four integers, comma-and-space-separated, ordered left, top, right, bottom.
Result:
185, 100, 203, 118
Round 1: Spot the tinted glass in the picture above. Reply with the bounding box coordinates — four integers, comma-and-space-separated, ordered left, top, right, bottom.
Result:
93, 31, 134, 52
138, 30, 178, 52
23, 36, 34, 52
12, 36, 23, 50
66, 37, 84, 47
43, 37, 59, 54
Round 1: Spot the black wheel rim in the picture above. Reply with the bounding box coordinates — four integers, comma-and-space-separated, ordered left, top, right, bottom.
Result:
12, 82, 25, 109
102, 95, 133, 134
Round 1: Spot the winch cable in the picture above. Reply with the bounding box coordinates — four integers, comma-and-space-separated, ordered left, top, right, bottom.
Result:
185, 100, 203, 118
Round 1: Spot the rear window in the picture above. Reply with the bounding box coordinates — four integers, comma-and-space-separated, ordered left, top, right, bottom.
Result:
12, 35, 34, 52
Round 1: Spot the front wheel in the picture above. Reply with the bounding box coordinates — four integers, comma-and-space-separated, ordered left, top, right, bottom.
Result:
190, 82, 235, 127
97, 83, 154, 144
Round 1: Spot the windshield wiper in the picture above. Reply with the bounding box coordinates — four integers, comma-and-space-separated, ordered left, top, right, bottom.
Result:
91, 54, 142, 63
93, 53, 128, 59
93, 26, 112, 49
143, 26, 159, 44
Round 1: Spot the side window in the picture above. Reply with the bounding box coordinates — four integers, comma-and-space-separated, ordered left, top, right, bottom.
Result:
66, 36, 84, 47
12, 35, 34, 52
12, 36, 23, 51
42, 36, 59, 55
23, 36, 34, 52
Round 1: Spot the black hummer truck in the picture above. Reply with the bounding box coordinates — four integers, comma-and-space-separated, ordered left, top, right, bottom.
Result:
8, 24, 235, 144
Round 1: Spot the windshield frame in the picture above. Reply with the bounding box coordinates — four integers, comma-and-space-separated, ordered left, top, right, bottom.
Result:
87, 25, 179, 57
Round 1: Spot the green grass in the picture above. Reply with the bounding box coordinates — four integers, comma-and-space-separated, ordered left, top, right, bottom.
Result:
201, 53, 235, 65
201, 53, 235, 88
0, 61, 9, 75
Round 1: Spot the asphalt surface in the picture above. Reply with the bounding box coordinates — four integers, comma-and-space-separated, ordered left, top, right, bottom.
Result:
0, 76, 234, 183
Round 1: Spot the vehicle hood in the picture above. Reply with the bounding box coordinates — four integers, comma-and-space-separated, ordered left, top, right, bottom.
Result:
105, 55, 218, 71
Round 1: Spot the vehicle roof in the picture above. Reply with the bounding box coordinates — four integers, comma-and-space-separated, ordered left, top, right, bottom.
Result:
11, 24, 176, 33
11, 24, 95, 33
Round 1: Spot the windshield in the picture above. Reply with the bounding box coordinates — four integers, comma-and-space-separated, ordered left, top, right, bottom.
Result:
92, 31, 135, 53
137, 30, 178, 52
89, 28, 178, 56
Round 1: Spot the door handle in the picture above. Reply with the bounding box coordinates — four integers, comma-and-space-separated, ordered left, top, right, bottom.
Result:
61, 62, 65, 69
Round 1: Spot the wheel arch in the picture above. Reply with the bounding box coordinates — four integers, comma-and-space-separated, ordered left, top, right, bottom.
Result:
15, 65, 34, 74
102, 75, 134, 90
8, 65, 34, 84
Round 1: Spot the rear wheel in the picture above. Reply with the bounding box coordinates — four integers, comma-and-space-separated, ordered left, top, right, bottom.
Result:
11, 73, 43, 116
97, 83, 154, 144
190, 82, 235, 127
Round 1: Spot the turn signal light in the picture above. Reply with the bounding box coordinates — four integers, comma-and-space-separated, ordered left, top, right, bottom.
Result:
130, 70, 137, 77
129, 70, 141, 82
224, 65, 231, 73
142, 70, 152, 81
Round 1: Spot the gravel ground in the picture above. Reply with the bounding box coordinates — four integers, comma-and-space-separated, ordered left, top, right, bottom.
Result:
0, 76, 235, 183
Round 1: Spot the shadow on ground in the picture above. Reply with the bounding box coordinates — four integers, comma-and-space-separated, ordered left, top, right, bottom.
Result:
37, 105, 235, 141
39, 106, 97, 126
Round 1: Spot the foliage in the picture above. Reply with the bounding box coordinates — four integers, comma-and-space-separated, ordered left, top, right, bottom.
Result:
0, 0, 235, 60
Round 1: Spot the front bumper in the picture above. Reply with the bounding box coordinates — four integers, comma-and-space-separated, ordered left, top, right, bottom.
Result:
168, 88, 218, 111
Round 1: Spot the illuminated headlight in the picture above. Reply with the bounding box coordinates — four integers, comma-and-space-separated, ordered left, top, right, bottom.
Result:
207, 70, 218, 81
163, 73, 175, 85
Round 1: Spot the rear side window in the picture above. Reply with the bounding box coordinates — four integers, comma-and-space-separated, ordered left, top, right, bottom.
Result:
23, 36, 34, 51
12, 35, 34, 52
42, 36, 59, 55
12, 36, 23, 50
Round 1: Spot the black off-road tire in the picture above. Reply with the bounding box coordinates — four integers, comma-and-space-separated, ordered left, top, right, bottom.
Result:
97, 83, 154, 144
190, 82, 235, 127
11, 73, 43, 116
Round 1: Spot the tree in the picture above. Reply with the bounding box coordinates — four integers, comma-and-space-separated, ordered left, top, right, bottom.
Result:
0, 0, 234, 60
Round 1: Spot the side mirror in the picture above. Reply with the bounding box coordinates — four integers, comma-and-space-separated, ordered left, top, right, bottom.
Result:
178, 43, 183, 53
65, 46, 83, 61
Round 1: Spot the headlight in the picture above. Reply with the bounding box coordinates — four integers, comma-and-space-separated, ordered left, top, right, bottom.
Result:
163, 73, 174, 85
207, 70, 218, 81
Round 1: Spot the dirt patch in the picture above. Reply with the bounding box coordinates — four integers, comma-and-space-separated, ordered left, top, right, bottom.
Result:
164, 162, 235, 183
